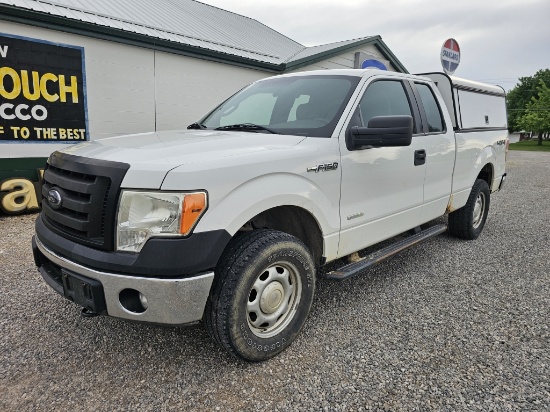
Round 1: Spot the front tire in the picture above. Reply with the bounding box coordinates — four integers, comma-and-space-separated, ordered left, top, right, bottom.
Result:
448, 179, 490, 240
204, 229, 316, 361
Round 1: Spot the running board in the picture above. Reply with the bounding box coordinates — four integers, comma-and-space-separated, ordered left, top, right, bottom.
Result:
326, 224, 447, 280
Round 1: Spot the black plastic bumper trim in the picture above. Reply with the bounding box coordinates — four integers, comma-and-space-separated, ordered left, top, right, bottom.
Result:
35, 214, 231, 277
39, 265, 64, 296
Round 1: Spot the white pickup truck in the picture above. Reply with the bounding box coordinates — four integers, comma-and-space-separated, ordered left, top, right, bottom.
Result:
32, 69, 508, 361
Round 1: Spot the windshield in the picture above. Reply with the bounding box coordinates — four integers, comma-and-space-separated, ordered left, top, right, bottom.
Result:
200, 75, 360, 137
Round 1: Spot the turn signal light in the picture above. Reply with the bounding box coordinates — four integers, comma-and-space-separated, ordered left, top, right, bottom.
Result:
181, 193, 207, 235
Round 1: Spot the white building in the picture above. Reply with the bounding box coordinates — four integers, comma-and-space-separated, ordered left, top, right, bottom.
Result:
0, 0, 407, 214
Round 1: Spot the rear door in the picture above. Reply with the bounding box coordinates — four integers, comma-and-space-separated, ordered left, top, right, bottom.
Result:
410, 81, 455, 222
337, 76, 427, 258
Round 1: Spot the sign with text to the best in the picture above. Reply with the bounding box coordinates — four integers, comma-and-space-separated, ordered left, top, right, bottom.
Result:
0, 33, 88, 143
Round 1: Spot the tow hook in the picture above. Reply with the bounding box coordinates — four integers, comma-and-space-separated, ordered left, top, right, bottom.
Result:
81, 308, 100, 318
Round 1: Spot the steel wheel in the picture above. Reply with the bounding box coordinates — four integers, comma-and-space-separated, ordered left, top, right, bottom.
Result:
204, 229, 316, 361
472, 191, 486, 229
247, 262, 302, 338
448, 178, 491, 240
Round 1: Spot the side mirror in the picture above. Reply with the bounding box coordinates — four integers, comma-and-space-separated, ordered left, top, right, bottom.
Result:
347, 115, 413, 150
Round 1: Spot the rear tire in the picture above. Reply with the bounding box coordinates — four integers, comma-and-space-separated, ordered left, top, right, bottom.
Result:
448, 179, 490, 240
204, 229, 315, 361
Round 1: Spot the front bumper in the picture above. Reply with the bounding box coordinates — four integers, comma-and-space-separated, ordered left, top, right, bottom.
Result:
36, 213, 231, 277
33, 236, 214, 325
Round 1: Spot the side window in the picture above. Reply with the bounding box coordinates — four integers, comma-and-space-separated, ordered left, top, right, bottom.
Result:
415, 83, 444, 133
359, 80, 416, 133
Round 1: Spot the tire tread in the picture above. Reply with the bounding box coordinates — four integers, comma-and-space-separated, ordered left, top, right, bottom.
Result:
204, 229, 312, 361
448, 179, 490, 240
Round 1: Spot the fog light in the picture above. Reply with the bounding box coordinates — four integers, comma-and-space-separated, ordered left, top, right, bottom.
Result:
119, 288, 147, 313
139, 293, 149, 310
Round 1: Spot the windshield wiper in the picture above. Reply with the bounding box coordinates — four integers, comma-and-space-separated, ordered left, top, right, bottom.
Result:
187, 122, 207, 130
215, 123, 278, 134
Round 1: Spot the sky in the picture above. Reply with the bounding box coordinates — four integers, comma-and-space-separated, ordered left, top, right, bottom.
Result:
200, 0, 550, 91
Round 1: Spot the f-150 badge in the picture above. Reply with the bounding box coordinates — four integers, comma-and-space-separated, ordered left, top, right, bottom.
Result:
307, 162, 338, 173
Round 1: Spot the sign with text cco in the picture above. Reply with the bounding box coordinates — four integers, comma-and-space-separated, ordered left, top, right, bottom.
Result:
0, 33, 88, 143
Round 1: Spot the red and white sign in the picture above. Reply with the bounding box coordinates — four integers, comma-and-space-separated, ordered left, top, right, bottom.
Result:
441, 38, 460, 75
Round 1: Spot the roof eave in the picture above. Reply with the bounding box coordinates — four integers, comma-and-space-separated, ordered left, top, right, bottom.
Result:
0, 4, 286, 73
285, 36, 408, 74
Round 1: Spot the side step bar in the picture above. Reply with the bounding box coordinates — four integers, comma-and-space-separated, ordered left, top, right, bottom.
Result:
326, 224, 447, 280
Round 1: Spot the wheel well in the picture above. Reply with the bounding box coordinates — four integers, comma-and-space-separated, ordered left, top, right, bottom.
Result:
238, 206, 324, 267
478, 163, 493, 187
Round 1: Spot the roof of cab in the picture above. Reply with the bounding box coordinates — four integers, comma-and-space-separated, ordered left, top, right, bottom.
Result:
271, 68, 412, 78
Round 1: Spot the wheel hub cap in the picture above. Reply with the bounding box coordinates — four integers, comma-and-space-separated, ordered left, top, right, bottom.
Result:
246, 263, 302, 338
473, 193, 485, 228
260, 281, 285, 314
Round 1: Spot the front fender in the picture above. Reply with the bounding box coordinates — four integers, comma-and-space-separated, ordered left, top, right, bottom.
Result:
160, 136, 342, 260
195, 172, 338, 237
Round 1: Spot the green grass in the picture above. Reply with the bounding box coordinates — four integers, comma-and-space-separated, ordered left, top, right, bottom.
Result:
509, 140, 550, 152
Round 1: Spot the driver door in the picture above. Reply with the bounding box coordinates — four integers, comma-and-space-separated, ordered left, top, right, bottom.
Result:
337, 77, 427, 257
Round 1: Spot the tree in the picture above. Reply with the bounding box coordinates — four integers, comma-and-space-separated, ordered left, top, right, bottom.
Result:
507, 69, 550, 133
517, 80, 550, 145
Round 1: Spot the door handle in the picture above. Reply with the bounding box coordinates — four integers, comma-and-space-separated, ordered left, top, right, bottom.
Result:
414, 150, 426, 166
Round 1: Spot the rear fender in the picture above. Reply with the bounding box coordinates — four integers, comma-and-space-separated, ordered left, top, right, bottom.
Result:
450, 145, 496, 211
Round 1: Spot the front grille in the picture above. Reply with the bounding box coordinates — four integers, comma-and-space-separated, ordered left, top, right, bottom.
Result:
41, 152, 129, 251
42, 165, 110, 243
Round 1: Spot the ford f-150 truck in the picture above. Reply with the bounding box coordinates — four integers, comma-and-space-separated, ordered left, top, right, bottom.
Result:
32, 69, 508, 361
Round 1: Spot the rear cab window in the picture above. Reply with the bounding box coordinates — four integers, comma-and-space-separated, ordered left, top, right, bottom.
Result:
415, 83, 445, 133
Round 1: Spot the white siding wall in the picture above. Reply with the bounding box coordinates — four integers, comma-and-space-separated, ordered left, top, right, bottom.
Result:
290, 44, 395, 72
84, 43, 155, 138
155, 52, 267, 131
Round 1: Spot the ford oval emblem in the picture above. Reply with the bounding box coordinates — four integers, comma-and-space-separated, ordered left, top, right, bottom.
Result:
47, 189, 63, 209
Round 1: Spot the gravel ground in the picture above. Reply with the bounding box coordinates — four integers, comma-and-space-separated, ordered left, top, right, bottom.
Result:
1, 151, 549, 411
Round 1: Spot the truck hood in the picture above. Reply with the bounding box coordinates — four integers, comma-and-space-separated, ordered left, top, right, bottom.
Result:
57, 130, 307, 188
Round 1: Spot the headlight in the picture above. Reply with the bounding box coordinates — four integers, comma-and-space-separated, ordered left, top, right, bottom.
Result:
116, 190, 207, 252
